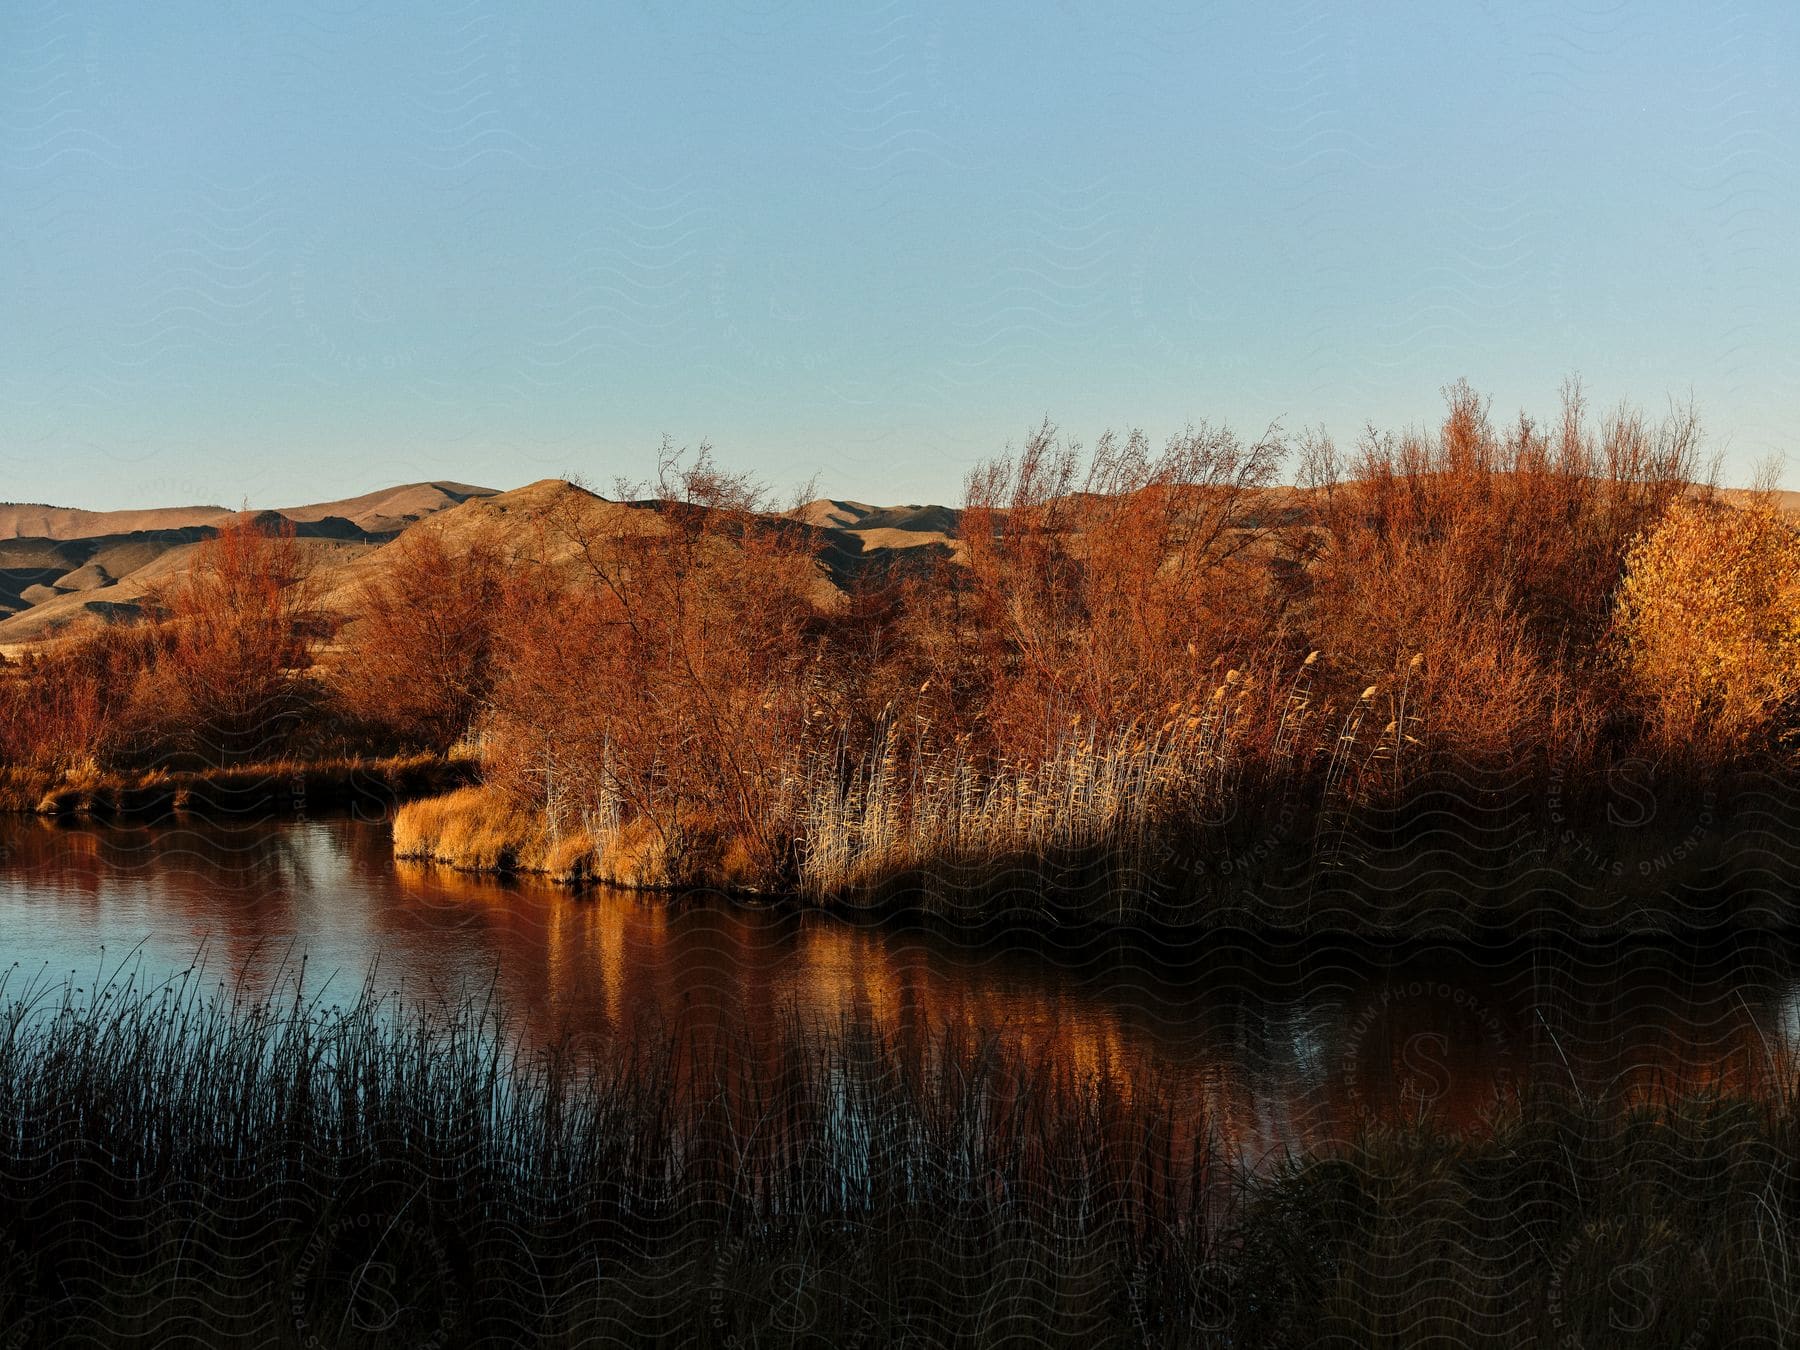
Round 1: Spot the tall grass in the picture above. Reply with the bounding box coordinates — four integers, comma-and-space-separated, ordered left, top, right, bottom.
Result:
797, 656, 1369, 916
0, 965, 1214, 1347
392, 655, 1397, 913
1229, 1091, 1800, 1347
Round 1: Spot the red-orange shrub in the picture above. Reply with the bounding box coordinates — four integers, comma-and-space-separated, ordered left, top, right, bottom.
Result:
481, 452, 835, 881
954, 420, 1287, 753
1295, 380, 1702, 766
333, 525, 508, 753
136, 517, 320, 763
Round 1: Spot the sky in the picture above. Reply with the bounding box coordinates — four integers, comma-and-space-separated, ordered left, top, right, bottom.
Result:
3, 1, 1797, 509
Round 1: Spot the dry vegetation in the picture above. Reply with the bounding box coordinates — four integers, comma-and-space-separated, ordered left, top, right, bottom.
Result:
7, 381, 1799, 921
0, 517, 470, 814
331, 525, 509, 753
1616, 493, 1800, 755
0, 518, 324, 773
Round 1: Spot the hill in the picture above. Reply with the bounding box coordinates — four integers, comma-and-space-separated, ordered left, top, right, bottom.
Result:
0, 479, 967, 646
0, 483, 502, 645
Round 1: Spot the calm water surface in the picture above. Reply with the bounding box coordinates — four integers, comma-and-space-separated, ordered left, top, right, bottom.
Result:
1, 813, 1795, 1163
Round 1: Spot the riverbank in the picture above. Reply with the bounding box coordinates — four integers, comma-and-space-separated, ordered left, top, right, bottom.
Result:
1, 751, 475, 820
393, 782, 762, 890
0, 972, 1791, 1347
390, 771, 1798, 935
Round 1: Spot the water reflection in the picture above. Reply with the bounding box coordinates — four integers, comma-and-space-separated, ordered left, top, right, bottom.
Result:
0, 814, 1794, 1164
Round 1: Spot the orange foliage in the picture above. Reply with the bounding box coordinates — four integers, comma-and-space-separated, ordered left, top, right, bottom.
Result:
0, 625, 162, 769
955, 419, 1286, 749
333, 526, 508, 753
0, 517, 319, 771
1617, 494, 1800, 755
1295, 380, 1702, 763
481, 447, 831, 882
139, 517, 319, 763
7, 381, 1786, 902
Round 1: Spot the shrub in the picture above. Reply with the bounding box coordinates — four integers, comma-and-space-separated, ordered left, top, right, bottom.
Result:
1616, 495, 1800, 755
956, 418, 1287, 750
0, 518, 322, 773
135, 516, 321, 764
0, 623, 161, 769
481, 452, 832, 884
1296, 380, 1700, 767
332, 524, 508, 753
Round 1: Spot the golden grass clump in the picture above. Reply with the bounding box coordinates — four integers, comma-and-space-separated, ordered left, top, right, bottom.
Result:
393, 785, 541, 873
393, 784, 761, 889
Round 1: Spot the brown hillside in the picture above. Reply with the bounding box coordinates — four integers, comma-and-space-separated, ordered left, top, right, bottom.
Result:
279, 481, 498, 533
0, 482, 498, 645
0, 503, 232, 541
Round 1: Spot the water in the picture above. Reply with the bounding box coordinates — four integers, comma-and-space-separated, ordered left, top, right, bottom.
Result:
1, 812, 1795, 1164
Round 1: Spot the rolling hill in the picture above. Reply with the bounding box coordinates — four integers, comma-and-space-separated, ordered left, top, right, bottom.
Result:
0, 483, 500, 645
0, 480, 963, 647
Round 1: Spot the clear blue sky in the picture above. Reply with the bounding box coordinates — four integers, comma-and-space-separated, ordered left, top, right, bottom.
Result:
4, 1, 1797, 509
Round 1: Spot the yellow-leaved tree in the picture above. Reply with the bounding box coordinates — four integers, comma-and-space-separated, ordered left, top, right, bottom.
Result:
1615, 494, 1800, 755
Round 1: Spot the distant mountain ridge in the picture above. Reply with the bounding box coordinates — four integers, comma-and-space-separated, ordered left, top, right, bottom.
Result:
0, 481, 497, 542
0, 480, 963, 646
0, 482, 503, 643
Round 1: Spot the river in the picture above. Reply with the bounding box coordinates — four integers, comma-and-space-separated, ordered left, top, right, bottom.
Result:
1, 812, 1794, 1165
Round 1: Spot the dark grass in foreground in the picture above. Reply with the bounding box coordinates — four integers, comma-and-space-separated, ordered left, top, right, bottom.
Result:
0, 973, 1794, 1348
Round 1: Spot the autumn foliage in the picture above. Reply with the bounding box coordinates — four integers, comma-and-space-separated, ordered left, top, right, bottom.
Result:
143, 516, 320, 761
477, 448, 828, 885
1295, 379, 1702, 767
8, 381, 1800, 911
332, 526, 508, 754
0, 517, 319, 771
952, 419, 1287, 747
1616, 494, 1800, 755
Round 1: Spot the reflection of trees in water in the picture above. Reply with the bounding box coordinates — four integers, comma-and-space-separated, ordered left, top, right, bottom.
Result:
3, 815, 1798, 1163
1325, 939, 1800, 1140
0, 813, 318, 901
448, 890, 1800, 1163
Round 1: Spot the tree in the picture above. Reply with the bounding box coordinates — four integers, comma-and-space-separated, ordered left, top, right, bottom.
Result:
483, 450, 830, 883
334, 526, 508, 753
138, 516, 318, 763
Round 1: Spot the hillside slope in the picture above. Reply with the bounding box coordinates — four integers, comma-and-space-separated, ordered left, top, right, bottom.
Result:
0, 484, 500, 644
0, 479, 964, 646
